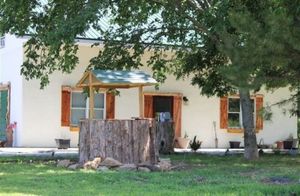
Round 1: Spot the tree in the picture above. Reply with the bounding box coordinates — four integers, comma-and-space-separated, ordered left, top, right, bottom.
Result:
1, 0, 298, 159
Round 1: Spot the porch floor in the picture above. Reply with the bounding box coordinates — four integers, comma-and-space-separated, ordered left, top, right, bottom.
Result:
0, 147, 297, 158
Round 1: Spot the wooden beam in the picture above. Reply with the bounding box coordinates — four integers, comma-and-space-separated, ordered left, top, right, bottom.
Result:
77, 83, 156, 89
139, 86, 144, 118
89, 72, 94, 119
143, 92, 183, 97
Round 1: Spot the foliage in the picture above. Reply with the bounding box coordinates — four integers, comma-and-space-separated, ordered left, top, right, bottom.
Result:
0, 155, 299, 195
1, 0, 300, 159
189, 136, 201, 151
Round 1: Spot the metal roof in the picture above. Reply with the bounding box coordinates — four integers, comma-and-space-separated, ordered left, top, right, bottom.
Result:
77, 70, 157, 88
92, 70, 157, 85
31, 0, 172, 44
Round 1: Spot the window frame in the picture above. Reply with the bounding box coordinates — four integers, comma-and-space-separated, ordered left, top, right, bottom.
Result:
227, 96, 256, 132
69, 89, 106, 129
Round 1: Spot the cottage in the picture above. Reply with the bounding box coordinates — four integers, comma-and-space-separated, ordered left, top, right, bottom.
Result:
0, 34, 297, 148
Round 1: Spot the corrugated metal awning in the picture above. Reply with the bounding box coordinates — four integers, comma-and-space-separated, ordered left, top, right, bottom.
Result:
77, 70, 157, 88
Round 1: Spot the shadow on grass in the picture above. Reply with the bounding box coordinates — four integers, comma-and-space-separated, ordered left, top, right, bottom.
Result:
0, 154, 299, 195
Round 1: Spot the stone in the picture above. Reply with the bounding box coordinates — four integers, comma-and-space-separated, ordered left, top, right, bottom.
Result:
68, 163, 81, 170
138, 167, 151, 172
57, 159, 71, 168
158, 158, 172, 171
97, 166, 110, 172
118, 164, 137, 172
99, 157, 122, 168
84, 157, 102, 170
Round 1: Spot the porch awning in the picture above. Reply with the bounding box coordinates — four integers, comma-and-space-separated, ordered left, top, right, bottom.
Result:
76, 69, 157, 118
76, 70, 157, 88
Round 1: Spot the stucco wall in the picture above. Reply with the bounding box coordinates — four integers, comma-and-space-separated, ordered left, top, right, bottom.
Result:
0, 34, 26, 146
18, 43, 298, 148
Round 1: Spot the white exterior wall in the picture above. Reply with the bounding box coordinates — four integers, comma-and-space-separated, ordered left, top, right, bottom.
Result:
0, 34, 27, 146
11, 42, 298, 148
117, 75, 297, 148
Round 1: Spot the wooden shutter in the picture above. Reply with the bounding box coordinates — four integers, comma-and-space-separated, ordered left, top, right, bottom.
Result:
220, 97, 228, 129
144, 95, 153, 118
173, 95, 182, 138
61, 86, 71, 126
106, 93, 115, 119
256, 96, 264, 130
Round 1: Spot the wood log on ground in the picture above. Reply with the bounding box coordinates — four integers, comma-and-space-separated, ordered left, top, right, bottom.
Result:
79, 119, 159, 164
156, 122, 174, 154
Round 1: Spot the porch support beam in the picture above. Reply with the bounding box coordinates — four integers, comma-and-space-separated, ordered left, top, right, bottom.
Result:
139, 85, 144, 118
88, 71, 94, 119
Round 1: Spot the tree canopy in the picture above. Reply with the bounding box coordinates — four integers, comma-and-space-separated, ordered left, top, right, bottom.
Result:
1, 0, 299, 159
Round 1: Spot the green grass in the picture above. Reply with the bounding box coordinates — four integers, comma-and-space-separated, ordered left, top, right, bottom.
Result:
0, 154, 299, 195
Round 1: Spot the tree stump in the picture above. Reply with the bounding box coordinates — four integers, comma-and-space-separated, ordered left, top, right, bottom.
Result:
79, 119, 158, 164
156, 122, 174, 154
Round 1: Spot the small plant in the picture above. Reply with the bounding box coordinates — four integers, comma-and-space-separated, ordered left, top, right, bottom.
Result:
184, 132, 188, 139
7, 122, 17, 130
189, 136, 202, 152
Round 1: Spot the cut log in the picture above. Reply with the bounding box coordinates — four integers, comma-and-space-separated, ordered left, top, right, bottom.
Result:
156, 122, 174, 154
79, 119, 159, 164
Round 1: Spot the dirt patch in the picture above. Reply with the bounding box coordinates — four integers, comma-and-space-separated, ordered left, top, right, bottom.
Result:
170, 163, 205, 171
261, 177, 295, 185
239, 169, 261, 179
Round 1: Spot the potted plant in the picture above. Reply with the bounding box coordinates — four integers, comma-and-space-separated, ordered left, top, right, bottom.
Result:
189, 136, 202, 152
229, 141, 241, 148
175, 132, 190, 149
283, 134, 294, 149
276, 141, 284, 149
55, 139, 70, 149
6, 122, 17, 147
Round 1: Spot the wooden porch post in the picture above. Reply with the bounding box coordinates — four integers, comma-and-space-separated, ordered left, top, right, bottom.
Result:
139, 85, 144, 118
89, 71, 94, 119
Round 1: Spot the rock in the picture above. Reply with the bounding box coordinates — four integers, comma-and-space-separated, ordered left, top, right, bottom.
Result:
158, 158, 172, 171
99, 157, 122, 168
138, 167, 151, 172
68, 163, 81, 170
118, 164, 137, 172
97, 166, 110, 172
84, 157, 102, 170
57, 159, 71, 168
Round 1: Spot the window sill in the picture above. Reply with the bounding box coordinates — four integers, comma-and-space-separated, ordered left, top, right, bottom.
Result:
227, 128, 261, 133
227, 128, 243, 133
70, 126, 80, 132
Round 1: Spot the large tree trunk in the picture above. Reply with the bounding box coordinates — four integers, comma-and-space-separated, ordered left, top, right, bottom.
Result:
239, 89, 258, 160
79, 119, 159, 164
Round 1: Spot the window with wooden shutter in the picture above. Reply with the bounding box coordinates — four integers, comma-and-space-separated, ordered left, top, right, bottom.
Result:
255, 96, 263, 130
220, 97, 228, 129
61, 86, 71, 127
106, 93, 115, 119
220, 95, 264, 133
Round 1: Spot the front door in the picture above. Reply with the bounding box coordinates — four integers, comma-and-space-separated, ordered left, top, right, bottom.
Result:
0, 89, 9, 140
144, 94, 182, 137
153, 96, 173, 120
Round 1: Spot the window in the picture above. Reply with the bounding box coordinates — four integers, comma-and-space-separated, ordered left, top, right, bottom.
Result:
220, 95, 263, 133
0, 36, 5, 49
227, 98, 255, 129
70, 91, 105, 127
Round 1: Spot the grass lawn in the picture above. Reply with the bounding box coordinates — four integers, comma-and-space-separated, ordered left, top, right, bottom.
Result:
0, 154, 299, 195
